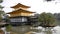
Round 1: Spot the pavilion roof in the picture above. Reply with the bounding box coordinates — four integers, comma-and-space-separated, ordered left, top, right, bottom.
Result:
11, 3, 30, 9
7, 9, 35, 14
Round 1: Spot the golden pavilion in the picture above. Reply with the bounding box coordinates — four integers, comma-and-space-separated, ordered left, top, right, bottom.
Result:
7, 3, 35, 25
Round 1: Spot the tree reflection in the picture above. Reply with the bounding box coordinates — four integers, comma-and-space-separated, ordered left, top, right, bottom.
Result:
43, 27, 56, 34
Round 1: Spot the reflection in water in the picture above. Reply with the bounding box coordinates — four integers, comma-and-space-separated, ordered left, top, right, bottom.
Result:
11, 26, 60, 34
43, 28, 53, 34
30, 26, 57, 34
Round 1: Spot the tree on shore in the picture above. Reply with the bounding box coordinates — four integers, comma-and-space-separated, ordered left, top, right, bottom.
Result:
0, 0, 10, 23
0, 0, 4, 22
38, 12, 56, 27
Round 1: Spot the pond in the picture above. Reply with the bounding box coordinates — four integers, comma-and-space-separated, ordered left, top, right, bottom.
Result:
11, 25, 60, 34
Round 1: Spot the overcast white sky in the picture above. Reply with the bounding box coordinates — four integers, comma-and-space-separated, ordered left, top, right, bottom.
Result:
1, 0, 60, 14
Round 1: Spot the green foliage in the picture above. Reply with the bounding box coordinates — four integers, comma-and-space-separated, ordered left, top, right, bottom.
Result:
0, 0, 3, 3
0, 1, 6, 28
0, 11, 5, 21
38, 12, 56, 26
6, 25, 12, 32
0, 5, 4, 9
0, 4, 5, 22
0, 5, 10, 22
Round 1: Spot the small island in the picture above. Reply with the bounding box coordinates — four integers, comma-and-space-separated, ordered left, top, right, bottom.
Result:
38, 12, 56, 27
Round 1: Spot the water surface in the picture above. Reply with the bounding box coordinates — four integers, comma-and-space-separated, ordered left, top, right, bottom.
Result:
11, 26, 60, 34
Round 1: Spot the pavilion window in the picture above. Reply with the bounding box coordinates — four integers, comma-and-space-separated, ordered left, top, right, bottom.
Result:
22, 17, 27, 22
10, 18, 23, 22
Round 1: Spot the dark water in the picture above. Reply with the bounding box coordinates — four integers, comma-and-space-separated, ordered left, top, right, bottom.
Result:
11, 26, 60, 34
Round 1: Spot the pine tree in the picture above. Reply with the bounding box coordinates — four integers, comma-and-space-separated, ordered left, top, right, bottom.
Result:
0, 0, 10, 22
38, 12, 56, 27
0, 0, 5, 22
